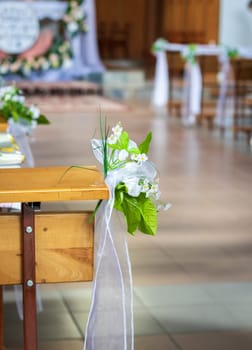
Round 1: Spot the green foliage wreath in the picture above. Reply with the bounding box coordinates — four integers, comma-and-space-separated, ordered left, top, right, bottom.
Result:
0, 0, 87, 76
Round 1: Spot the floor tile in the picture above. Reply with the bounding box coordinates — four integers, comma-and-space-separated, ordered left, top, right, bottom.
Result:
134, 308, 166, 336
135, 335, 179, 350
226, 303, 252, 330
134, 285, 213, 307
202, 282, 252, 304
71, 311, 91, 336
174, 331, 252, 350
149, 304, 236, 333
60, 287, 92, 312
37, 311, 81, 340
38, 340, 84, 350
5, 340, 84, 350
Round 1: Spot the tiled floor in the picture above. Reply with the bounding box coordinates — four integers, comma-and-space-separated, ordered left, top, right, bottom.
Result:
3, 83, 252, 349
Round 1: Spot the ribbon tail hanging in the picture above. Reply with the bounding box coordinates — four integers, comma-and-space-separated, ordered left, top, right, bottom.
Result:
182, 62, 202, 126
152, 51, 169, 108
84, 180, 134, 350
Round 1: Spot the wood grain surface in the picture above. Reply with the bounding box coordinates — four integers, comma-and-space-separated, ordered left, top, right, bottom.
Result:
0, 165, 108, 203
0, 212, 94, 285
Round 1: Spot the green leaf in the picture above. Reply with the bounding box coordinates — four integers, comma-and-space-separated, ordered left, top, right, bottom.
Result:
128, 147, 140, 155
138, 132, 152, 154
119, 131, 129, 149
114, 186, 125, 212
37, 114, 50, 125
108, 131, 129, 151
115, 193, 140, 234
138, 197, 157, 235
114, 188, 158, 235
121, 194, 141, 235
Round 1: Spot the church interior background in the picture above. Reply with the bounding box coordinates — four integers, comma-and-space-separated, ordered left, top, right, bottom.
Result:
0, 0, 252, 349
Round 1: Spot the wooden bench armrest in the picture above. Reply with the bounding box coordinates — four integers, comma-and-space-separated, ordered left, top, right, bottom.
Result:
0, 165, 108, 203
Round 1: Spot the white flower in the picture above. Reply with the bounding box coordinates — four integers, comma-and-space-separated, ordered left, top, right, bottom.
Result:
155, 191, 161, 200
71, 1, 78, 9
130, 154, 139, 161
139, 153, 148, 162
150, 184, 159, 194
42, 60, 50, 70
107, 134, 118, 145
49, 53, 60, 68
63, 58, 73, 68
124, 177, 142, 197
22, 66, 31, 76
29, 105, 40, 119
75, 8, 84, 20
131, 153, 148, 164
0, 86, 13, 98
12, 95, 25, 104
4, 93, 12, 101
112, 123, 123, 137
141, 178, 150, 192
0, 64, 8, 74
118, 149, 128, 161
67, 22, 79, 33
156, 203, 172, 211
136, 153, 148, 164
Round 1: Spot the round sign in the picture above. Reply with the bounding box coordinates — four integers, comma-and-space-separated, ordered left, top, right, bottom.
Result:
0, 2, 39, 54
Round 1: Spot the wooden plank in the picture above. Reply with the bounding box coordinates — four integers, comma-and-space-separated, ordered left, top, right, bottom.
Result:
0, 166, 108, 203
0, 287, 3, 350
0, 212, 94, 285
0, 119, 7, 132
22, 203, 38, 350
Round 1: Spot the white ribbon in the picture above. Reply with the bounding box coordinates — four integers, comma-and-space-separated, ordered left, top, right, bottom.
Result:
84, 140, 158, 350
7, 119, 35, 168
84, 180, 134, 350
14, 284, 43, 320
182, 62, 202, 126
215, 57, 234, 127
7, 119, 43, 319
152, 51, 169, 108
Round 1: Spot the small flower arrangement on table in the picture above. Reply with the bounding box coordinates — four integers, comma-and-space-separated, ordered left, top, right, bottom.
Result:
91, 120, 170, 235
0, 85, 49, 129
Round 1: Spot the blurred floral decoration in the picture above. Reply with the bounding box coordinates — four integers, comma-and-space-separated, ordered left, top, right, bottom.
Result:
0, 0, 87, 76
151, 38, 169, 53
182, 44, 197, 64
0, 85, 49, 127
63, 0, 87, 37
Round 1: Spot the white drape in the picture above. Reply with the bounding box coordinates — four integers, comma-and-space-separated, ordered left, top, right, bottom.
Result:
152, 51, 169, 107
182, 62, 202, 126
152, 41, 252, 126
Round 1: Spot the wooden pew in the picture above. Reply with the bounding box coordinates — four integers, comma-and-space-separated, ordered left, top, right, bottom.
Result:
0, 166, 109, 350
231, 58, 252, 143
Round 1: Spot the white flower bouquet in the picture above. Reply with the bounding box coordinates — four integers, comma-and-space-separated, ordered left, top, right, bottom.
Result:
91, 120, 170, 235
